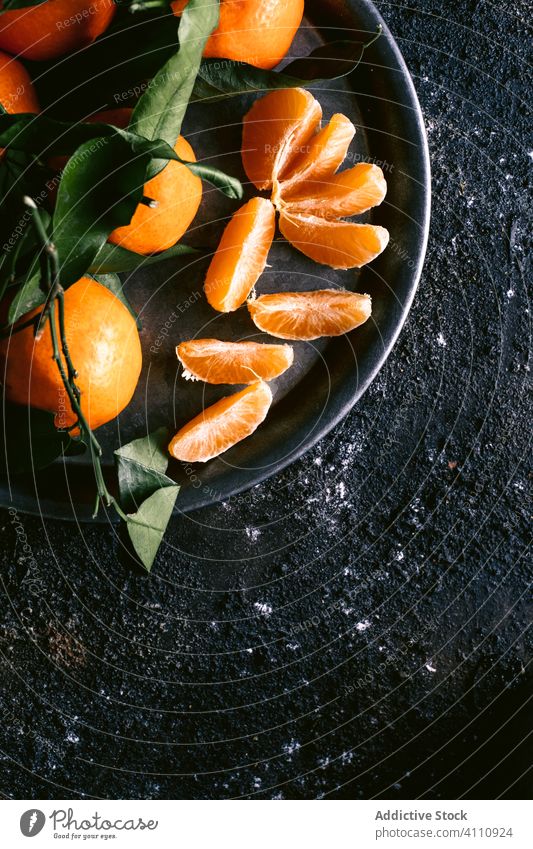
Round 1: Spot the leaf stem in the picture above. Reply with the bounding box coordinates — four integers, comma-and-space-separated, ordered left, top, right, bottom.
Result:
23, 196, 126, 523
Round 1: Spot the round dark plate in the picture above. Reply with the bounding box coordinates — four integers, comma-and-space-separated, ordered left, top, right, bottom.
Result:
1, 0, 430, 522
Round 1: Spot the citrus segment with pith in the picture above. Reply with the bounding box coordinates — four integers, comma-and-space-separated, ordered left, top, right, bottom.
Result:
279, 210, 389, 269
168, 381, 273, 463
241, 88, 322, 190
248, 289, 372, 340
281, 163, 387, 219
177, 339, 294, 384
204, 197, 276, 313
276, 113, 356, 198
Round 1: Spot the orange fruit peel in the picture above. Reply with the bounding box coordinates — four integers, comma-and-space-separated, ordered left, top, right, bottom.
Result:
177, 339, 294, 384
248, 289, 372, 340
204, 197, 276, 312
168, 381, 272, 462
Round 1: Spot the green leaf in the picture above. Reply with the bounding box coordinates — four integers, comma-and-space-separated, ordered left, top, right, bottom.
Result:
52, 134, 180, 287
89, 272, 140, 327
89, 240, 199, 274
0, 404, 81, 474
115, 426, 177, 513
126, 485, 179, 572
0, 113, 116, 156
193, 33, 382, 102
179, 159, 243, 200
7, 261, 44, 324
130, 0, 220, 148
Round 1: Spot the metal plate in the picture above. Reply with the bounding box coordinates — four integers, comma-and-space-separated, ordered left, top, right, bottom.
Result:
1, 0, 431, 521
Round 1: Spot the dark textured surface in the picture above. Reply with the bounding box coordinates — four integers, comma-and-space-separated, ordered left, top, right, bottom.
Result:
1, 0, 531, 800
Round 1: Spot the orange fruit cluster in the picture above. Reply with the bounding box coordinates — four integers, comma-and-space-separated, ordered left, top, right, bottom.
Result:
169, 88, 389, 464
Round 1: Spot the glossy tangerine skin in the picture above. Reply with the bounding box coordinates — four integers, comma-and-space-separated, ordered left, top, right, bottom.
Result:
108, 134, 203, 255
0, 278, 142, 431
0, 49, 39, 113
171, 0, 304, 70
0, 0, 116, 61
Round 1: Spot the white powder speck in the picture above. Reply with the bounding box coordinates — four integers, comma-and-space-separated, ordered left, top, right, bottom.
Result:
245, 527, 261, 541
355, 620, 371, 632
66, 731, 79, 743
254, 602, 272, 617
507, 289, 515, 299
527, 151, 533, 161
395, 550, 405, 561
283, 739, 301, 756
437, 333, 447, 347
425, 662, 437, 673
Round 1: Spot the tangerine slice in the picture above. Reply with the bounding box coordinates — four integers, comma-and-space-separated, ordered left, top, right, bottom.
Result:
282, 163, 387, 219
275, 113, 356, 199
204, 197, 276, 313
241, 88, 322, 190
279, 210, 389, 269
248, 290, 372, 340
168, 381, 272, 463
177, 339, 294, 384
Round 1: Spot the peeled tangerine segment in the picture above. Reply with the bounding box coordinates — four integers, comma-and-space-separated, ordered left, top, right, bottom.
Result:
282, 163, 387, 219
242, 88, 322, 190
177, 339, 294, 384
168, 381, 273, 463
204, 197, 276, 313
248, 289, 372, 341
279, 210, 389, 269
277, 113, 356, 196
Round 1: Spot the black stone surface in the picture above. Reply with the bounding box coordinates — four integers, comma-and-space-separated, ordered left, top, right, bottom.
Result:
0, 0, 531, 800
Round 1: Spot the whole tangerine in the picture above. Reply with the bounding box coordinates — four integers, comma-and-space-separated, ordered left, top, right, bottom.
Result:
0, 277, 143, 431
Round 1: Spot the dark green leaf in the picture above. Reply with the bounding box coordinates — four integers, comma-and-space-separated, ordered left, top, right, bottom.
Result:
193, 33, 382, 102
115, 426, 178, 513
0, 0, 44, 11
52, 134, 179, 287
126, 485, 179, 572
7, 261, 43, 324
89, 240, 199, 274
179, 159, 243, 200
89, 272, 140, 327
0, 404, 80, 474
0, 112, 188, 159
130, 0, 219, 148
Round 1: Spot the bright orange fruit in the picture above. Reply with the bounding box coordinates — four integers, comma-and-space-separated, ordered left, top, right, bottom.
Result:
108, 134, 202, 255
204, 197, 276, 312
177, 338, 294, 384
171, 0, 304, 70
275, 113, 356, 199
278, 210, 389, 269
281, 163, 387, 218
168, 381, 272, 463
242, 88, 322, 190
0, 277, 142, 430
248, 289, 372, 340
0, 0, 116, 62
0, 50, 39, 115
